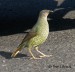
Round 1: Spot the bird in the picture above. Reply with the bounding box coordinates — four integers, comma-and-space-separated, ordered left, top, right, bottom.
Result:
11, 9, 53, 59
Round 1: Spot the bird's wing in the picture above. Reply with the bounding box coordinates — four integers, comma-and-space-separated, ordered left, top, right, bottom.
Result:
21, 31, 37, 44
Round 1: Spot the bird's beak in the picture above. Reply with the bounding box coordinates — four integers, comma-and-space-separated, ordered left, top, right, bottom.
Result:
47, 10, 53, 21
49, 10, 53, 13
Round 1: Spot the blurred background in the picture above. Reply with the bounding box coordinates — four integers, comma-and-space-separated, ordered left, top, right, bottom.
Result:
0, 0, 75, 36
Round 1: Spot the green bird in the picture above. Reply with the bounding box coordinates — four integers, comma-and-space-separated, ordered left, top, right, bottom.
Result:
11, 10, 53, 59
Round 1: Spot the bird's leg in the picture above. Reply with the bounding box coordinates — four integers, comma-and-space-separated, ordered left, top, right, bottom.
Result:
35, 46, 52, 58
28, 47, 41, 59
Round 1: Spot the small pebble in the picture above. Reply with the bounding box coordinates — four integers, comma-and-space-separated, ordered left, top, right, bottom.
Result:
2, 60, 6, 63
2, 64, 6, 67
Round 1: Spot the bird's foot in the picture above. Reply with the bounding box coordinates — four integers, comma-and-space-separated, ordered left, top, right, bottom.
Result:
39, 55, 52, 58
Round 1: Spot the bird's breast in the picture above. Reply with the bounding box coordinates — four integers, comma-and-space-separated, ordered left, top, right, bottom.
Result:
37, 22, 49, 38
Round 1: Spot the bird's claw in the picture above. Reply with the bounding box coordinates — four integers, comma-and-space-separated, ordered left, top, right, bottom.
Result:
30, 55, 52, 59
39, 55, 52, 58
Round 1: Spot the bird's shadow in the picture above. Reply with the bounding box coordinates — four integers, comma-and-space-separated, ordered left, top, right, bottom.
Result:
0, 51, 29, 59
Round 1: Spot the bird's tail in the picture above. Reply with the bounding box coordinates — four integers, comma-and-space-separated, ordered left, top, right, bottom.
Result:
11, 42, 25, 57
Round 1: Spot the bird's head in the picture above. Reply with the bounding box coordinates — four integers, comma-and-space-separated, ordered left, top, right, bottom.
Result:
39, 10, 53, 17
